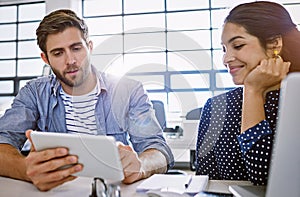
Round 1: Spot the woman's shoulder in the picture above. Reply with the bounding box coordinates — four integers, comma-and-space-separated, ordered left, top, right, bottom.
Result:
210, 87, 243, 102
201, 87, 243, 112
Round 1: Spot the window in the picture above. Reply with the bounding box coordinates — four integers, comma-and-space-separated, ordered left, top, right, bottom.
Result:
0, 1, 45, 114
82, 0, 300, 124
1, 0, 300, 122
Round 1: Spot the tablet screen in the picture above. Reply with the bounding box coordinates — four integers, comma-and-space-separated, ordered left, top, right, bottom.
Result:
30, 131, 124, 182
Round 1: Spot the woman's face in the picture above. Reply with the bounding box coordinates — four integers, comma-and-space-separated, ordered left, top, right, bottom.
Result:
221, 22, 268, 85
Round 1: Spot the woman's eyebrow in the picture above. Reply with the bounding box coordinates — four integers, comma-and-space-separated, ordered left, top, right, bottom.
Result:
221, 36, 244, 46
228, 35, 245, 44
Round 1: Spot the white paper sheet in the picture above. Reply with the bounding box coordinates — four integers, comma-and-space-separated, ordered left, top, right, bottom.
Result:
136, 174, 209, 194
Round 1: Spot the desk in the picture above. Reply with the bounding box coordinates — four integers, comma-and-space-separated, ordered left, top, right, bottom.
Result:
165, 120, 199, 170
0, 176, 141, 197
0, 176, 253, 197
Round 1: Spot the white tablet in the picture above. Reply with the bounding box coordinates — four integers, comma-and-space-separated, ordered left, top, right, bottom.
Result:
30, 131, 124, 182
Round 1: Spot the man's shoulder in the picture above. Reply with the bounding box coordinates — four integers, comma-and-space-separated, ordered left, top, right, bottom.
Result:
26, 75, 53, 85
20, 75, 54, 94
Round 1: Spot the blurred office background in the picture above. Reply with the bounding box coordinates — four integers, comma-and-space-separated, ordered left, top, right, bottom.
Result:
1, 0, 300, 120
0, 0, 300, 166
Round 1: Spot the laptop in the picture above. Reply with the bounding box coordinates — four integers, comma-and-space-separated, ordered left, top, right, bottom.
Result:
229, 73, 300, 197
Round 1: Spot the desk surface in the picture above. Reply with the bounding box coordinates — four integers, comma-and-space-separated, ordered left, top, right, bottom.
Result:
0, 176, 252, 197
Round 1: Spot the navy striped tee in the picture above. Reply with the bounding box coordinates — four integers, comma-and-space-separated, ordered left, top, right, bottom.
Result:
60, 86, 98, 135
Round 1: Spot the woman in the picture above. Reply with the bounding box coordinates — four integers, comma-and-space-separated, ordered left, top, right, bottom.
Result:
195, 1, 300, 185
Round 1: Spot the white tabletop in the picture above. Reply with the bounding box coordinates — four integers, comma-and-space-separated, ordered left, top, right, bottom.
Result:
0, 176, 252, 197
0, 176, 146, 197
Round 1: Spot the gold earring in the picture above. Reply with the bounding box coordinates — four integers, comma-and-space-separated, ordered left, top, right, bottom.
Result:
273, 49, 282, 60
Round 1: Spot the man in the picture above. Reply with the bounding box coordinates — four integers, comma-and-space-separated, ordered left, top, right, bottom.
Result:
0, 9, 174, 191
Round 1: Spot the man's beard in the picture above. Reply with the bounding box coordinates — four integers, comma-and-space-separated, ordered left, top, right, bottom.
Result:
52, 67, 86, 87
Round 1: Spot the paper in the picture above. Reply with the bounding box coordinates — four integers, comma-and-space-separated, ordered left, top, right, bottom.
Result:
136, 174, 209, 194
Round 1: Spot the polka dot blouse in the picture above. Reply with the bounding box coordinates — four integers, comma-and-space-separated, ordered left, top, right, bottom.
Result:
195, 87, 280, 185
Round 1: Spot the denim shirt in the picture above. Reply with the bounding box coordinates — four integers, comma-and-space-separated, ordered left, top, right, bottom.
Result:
0, 67, 174, 167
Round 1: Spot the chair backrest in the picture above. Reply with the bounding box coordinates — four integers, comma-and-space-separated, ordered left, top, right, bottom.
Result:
186, 107, 202, 120
151, 100, 166, 129
42, 64, 52, 76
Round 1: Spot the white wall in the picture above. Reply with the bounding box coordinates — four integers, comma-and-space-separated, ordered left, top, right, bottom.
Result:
45, 0, 81, 15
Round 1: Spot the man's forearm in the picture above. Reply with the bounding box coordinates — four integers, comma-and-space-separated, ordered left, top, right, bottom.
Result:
0, 144, 29, 181
139, 148, 168, 179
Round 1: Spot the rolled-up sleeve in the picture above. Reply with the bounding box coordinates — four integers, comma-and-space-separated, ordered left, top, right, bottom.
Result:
0, 84, 38, 150
237, 120, 273, 185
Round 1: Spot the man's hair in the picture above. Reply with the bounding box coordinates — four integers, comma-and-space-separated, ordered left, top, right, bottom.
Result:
36, 9, 89, 54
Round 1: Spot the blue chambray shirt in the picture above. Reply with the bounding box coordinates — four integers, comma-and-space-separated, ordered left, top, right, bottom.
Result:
0, 66, 174, 168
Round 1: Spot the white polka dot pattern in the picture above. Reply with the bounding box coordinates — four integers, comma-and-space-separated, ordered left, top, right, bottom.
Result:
195, 87, 279, 185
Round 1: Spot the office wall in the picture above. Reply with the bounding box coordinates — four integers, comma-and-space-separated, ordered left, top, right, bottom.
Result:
45, 0, 80, 14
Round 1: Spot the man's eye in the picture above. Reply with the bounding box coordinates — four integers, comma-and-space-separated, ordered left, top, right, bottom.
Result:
72, 46, 82, 51
53, 51, 62, 56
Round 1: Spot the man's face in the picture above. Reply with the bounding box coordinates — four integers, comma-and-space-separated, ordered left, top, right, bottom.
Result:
42, 27, 93, 94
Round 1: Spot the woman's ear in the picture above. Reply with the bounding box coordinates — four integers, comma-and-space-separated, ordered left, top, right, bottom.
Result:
266, 35, 283, 58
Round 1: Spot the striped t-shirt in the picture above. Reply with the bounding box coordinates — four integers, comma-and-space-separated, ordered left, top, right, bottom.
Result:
60, 86, 98, 135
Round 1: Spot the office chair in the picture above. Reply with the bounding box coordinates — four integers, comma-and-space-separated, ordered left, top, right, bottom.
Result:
151, 100, 166, 129
185, 107, 202, 120
42, 64, 52, 76
151, 100, 183, 135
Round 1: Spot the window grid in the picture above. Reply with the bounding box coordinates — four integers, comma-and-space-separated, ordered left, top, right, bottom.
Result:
1, 0, 300, 115
82, 0, 300, 115
83, 0, 231, 114
0, 1, 45, 97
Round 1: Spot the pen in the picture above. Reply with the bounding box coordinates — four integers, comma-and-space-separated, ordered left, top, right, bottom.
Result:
184, 175, 193, 189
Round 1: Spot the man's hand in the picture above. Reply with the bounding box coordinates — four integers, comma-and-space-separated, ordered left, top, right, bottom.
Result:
25, 130, 83, 191
117, 142, 144, 184
117, 142, 168, 184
